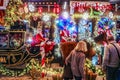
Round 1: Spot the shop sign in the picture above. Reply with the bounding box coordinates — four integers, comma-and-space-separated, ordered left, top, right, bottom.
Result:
70, 1, 113, 12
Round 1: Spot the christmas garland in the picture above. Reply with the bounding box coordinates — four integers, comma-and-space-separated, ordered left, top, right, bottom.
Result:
85, 58, 104, 76
0, 58, 104, 77
0, 59, 42, 76
0, 59, 63, 77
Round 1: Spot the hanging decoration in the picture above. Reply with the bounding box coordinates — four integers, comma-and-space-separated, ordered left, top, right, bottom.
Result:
55, 15, 76, 42
53, 4, 60, 14
70, 1, 113, 13
89, 7, 102, 16
38, 7, 43, 14
98, 17, 115, 35
56, 17, 75, 32
78, 19, 93, 39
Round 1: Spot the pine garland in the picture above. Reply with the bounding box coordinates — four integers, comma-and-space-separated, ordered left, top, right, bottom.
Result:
85, 58, 104, 76
0, 59, 42, 76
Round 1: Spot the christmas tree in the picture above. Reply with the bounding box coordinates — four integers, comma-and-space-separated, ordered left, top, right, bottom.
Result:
4, 0, 23, 27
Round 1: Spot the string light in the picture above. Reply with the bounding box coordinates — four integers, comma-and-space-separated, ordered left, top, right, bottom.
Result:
83, 12, 89, 20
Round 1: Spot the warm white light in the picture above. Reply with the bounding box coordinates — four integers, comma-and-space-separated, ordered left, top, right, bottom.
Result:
42, 14, 50, 22
63, 2, 67, 9
83, 12, 89, 20
28, 4, 35, 12
62, 11, 69, 19
109, 12, 113, 18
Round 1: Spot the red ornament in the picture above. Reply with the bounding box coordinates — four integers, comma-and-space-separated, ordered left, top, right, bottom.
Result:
53, 4, 60, 14
38, 7, 43, 14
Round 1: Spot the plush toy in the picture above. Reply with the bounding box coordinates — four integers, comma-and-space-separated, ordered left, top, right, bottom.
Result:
31, 33, 45, 46
60, 41, 77, 62
60, 41, 96, 62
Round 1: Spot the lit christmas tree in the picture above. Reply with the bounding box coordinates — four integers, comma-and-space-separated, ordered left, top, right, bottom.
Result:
4, 0, 23, 27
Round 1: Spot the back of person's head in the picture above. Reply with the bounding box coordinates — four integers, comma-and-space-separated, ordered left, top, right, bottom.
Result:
107, 35, 114, 42
74, 41, 87, 52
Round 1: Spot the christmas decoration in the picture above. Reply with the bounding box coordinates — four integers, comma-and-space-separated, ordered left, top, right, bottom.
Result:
78, 19, 92, 39
28, 4, 35, 12
89, 7, 102, 16
53, 4, 60, 14
0, 0, 9, 9
60, 28, 70, 42
24, 3, 29, 14
56, 16, 76, 42
85, 58, 104, 76
98, 17, 115, 35
0, 59, 42, 77
0, 58, 63, 78
0, 10, 5, 25
38, 7, 43, 14
4, 0, 23, 26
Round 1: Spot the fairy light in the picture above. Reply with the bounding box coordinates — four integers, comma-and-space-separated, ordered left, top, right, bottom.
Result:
83, 12, 89, 20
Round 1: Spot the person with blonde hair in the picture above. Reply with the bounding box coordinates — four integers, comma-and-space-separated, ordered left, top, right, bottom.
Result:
65, 40, 87, 80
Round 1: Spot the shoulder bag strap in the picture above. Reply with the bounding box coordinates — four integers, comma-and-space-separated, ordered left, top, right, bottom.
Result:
110, 43, 120, 60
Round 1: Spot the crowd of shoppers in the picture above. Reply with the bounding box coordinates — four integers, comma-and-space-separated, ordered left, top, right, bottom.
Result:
62, 33, 120, 80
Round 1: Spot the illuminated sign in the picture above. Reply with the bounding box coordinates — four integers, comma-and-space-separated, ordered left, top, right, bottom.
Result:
70, 1, 113, 12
